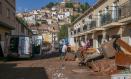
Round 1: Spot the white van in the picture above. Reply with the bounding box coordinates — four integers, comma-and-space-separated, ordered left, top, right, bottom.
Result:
9, 35, 32, 58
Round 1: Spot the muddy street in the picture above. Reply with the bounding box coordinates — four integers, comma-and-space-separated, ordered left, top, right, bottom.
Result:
0, 56, 110, 79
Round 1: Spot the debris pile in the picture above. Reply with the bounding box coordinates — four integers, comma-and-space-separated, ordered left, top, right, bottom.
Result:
65, 53, 76, 61
75, 38, 131, 77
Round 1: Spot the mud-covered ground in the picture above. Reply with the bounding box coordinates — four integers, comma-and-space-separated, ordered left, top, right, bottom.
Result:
0, 52, 110, 79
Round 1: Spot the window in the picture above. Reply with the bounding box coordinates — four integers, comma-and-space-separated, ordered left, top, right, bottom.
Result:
67, 9, 69, 11
74, 38, 77, 43
106, 6, 109, 10
83, 25, 87, 30
106, 35, 109, 41
0, 2, 2, 15
74, 30, 76, 34
82, 19, 85, 23
98, 35, 103, 47
6, 8, 10, 18
77, 28, 81, 33
89, 14, 92, 19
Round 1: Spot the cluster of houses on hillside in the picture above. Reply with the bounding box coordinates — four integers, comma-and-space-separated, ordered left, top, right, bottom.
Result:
16, 0, 83, 43
0, 0, 88, 57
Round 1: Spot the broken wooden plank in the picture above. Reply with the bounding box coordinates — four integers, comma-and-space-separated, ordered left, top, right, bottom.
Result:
115, 53, 131, 67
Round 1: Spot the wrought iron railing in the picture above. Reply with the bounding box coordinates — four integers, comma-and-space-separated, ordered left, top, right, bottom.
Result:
119, 1, 131, 19
89, 20, 97, 30
101, 10, 113, 26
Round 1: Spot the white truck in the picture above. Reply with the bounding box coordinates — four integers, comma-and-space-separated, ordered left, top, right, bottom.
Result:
9, 35, 32, 58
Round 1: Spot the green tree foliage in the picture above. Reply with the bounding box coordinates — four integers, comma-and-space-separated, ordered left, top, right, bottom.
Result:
70, 14, 80, 23
65, 3, 74, 8
16, 17, 33, 34
42, 2, 59, 9
58, 24, 69, 40
16, 17, 28, 26
46, 2, 55, 8
80, 2, 90, 12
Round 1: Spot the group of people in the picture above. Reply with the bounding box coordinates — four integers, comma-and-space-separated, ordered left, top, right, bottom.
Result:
80, 40, 91, 49
76, 40, 91, 59
59, 40, 91, 60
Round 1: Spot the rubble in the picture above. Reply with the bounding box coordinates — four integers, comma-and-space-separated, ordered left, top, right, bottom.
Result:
115, 53, 131, 67
74, 38, 131, 77
101, 39, 117, 58
65, 53, 76, 61
88, 59, 117, 75
115, 39, 131, 67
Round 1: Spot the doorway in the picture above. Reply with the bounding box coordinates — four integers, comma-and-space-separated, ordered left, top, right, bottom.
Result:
0, 34, 3, 57
98, 35, 103, 47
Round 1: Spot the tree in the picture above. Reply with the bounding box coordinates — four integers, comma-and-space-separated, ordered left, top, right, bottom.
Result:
58, 24, 69, 41
42, 2, 59, 9
80, 2, 90, 12
70, 14, 80, 23
65, 3, 74, 8
46, 2, 55, 8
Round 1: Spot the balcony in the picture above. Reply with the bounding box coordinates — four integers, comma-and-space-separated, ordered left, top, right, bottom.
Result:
100, 1, 131, 26
119, 1, 131, 22
89, 20, 97, 30
101, 11, 112, 26
100, 9, 123, 28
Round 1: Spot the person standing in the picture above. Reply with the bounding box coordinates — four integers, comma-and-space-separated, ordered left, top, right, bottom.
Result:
86, 40, 91, 49
60, 44, 67, 60
81, 41, 86, 47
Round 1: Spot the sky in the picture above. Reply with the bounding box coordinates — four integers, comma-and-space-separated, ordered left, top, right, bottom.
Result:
16, 0, 96, 12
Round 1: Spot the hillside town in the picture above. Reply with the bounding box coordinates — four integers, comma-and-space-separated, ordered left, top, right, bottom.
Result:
0, 0, 131, 79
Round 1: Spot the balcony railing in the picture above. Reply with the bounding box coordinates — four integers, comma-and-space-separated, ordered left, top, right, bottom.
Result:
101, 11, 112, 26
101, 1, 131, 26
120, 1, 131, 19
100, 8, 122, 26
89, 20, 97, 30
